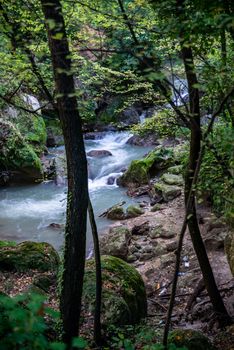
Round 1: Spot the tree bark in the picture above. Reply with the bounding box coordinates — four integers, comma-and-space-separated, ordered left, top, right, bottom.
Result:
180, 24, 231, 326
41, 0, 89, 345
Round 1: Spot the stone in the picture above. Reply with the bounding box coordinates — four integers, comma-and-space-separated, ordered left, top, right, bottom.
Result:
118, 147, 174, 188
100, 226, 131, 260
166, 240, 178, 252
0, 119, 43, 184
167, 165, 183, 175
150, 203, 162, 212
107, 176, 115, 185
159, 229, 176, 239
168, 329, 216, 350
127, 255, 138, 263
106, 206, 125, 220
83, 255, 147, 325
161, 173, 184, 186
87, 149, 112, 157
149, 225, 163, 239
126, 205, 144, 218
154, 182, 181, 202
0, 241, 60, 272
139, 252, 154, 261
126, 134, 159, 147
154, 244, 167, 256
132, 221, 150, 236
225, 231, 234, 276
160, 253, 175, 268
32, 274, 54, 293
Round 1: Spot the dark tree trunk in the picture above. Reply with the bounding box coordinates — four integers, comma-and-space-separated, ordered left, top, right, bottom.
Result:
181, 37, 231, 326
41, 0, 89, 345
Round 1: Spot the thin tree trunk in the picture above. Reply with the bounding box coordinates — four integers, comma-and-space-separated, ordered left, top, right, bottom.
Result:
181, 37, 231, 326
88, 198, 102, 346
41, 0, 89, 345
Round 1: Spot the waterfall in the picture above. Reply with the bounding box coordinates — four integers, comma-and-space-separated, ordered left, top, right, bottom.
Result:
139, 111, 146, 124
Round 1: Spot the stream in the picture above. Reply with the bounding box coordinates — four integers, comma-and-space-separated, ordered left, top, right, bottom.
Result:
0, 132, 152, 255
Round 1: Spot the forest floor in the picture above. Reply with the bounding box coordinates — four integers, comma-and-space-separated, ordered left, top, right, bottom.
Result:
0, 195, 233, 349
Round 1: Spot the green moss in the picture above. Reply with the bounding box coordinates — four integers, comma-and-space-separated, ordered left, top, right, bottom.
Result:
161, 173, 184, 186
168, 329, 216, 350
154, 181, 181, 201
0, 241, 60, 272
126, 205, 144, 218
0, 119, 43, 181
0, 241, 17, 248
83, 255, 147, 326
167, 165, 184, 175
119, 147, 174, 187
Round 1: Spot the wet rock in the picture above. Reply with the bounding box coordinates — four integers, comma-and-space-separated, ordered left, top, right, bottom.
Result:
161, 173, 183, 186
118, 147, 174, 188
132, 221, 150, 236
106, 206, 125, 220
168, 329, 215, 350
87, 149, 112, 157
126, 205, 144, 218
107, 176, 115, 185
225, 231, 234, 276
0, 241, 60, 272
83, 255, 147, 325
100, 226, 131, 260
126, 134, 159, 147
154, 182, 181, 202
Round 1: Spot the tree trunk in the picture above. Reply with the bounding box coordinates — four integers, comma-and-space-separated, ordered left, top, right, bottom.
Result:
41, 0, 89, 345
181, 41, 231, 325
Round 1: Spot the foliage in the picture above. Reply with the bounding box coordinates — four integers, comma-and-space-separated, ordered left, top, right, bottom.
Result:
0, 293, 89, 350
197, 123, 234, 220
131, 109, 181, 138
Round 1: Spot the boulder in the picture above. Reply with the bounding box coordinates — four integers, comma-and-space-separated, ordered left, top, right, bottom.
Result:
161, 173, 183, 186
126, 205, 144, 218
83, 255, 147, 325
87, 149, 112, 157
154, 182, 181, 202
107, 176, 115, 185
100, 226, 131, 260
0, 241, 60, 272
126, 134, 159, 147
167, 164, 183, 175
0, 119, 43, 183
132, 222, 150, 236
118, 147, 174, 188
225, 231, 234, 276
150, 203, 162, 212
106, 206, 125, 220
168, 329, 216, 350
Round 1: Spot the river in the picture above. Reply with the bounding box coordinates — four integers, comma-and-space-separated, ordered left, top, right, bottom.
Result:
0, 131, 152, 255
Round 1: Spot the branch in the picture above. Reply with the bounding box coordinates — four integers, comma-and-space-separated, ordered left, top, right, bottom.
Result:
0, 94, 50, 115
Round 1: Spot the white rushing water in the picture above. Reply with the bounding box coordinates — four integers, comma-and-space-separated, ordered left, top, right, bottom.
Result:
0, 132, 153, 254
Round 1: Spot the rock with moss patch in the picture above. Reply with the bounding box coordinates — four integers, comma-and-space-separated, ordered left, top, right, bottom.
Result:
0, 119, 43, 183
154, 182, 181, 202
161, 173, 183, 186
118, 147, 173, 188
168, 329, 216, 350
100, 226, 131, 260
83, 255, 147, 325
126, 205, 144, 218
33, 274, 54, 293
150, 203, 162, 212
106, 206, 125, 220
225, 231, 234, 276
0, 241, 60, 272
167, 164, 184, 175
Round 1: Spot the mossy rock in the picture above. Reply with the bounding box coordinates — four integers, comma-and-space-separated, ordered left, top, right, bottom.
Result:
100, 226, 131, 260
83, 255, 147, 326
0, 241, 60, 272
0, 119, 43, 183
118, 147, 174, 187
154, 182, 181, 202
151, 203, 162, 212
126, 205, 144, 218
17, 114, 47, 154
168, 329, 216, 350
106, 206, 125, 220
225, 231, 234, 276
32, 274, 54, 293
161, 173, 184, 186
167, 165, 184, 175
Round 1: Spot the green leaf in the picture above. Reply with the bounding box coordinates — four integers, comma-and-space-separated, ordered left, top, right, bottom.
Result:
72, 337, 88, 349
